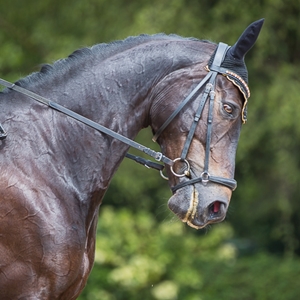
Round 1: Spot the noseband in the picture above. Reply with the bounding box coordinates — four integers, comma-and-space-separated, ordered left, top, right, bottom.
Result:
152, 42, 247, 193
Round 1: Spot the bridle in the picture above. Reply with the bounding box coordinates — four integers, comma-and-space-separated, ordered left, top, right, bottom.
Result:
152, 42, 245, 193
0, 42, 249, 193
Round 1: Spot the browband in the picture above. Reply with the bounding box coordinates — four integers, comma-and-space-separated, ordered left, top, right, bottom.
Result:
205, 43, 250, 123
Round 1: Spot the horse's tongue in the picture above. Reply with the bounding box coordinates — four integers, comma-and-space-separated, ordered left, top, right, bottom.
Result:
213, 201, 220, 213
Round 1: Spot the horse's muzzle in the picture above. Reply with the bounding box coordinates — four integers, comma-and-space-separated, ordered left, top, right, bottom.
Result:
168, 185, 229, 229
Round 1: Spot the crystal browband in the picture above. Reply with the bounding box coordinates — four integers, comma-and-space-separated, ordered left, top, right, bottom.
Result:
224, 70, 250, 99
205, 66, 250, 124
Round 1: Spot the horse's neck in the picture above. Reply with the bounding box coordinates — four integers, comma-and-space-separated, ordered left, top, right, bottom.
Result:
1, 39, 210, 202
46, 77, 149, 190
38, 53, 159, 137
12, 50, 167, 197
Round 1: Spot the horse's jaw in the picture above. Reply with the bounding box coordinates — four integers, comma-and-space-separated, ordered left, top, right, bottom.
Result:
167, 184, 230, 229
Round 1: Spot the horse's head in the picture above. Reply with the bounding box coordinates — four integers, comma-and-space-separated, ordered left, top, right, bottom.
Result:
150, 19, 264, 229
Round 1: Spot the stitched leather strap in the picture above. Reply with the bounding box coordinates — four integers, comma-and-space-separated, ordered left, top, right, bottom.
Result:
171, 175, 237, 192
152, 71, 213, 142
171, 43, 237, 192
209, 42, 229, 72
180, 72, 217, 161
0, 78, 174, 167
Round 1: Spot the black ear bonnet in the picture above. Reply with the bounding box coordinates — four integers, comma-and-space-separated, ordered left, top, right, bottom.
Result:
207, 19, 264, 123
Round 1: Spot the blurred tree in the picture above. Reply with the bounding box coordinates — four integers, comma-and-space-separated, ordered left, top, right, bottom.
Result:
78, 207, 300, 300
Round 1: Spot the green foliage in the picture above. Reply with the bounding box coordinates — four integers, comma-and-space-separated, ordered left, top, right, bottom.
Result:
233, 63, 300, 256
79, 207, 300, 300
200, 253, 300, 300
79, 206, 237, 300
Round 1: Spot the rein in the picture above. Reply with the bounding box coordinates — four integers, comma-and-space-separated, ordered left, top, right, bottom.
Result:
0, 78, 173, 170
0, 42, 242, 193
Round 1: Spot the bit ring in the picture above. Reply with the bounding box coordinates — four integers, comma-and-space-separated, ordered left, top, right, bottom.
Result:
170, 158, 191, 178
160, 169, 169, 180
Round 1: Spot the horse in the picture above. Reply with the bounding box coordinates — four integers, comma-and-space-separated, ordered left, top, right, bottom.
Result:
0, 19, 263, 299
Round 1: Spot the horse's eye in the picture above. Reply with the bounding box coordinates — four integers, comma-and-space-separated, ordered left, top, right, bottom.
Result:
223, 103, 233, 114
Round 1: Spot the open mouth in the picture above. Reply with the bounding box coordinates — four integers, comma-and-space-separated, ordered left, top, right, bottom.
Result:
168, 182, 229, 230
181, 186, 226, 229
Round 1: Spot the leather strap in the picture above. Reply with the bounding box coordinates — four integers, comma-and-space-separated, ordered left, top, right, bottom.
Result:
0, 78, 174, 167
0, 78, 51, 106
204, 73, 217, 173
125, 153, 164, 171
152, 71, 213, 142
180, 73, 216, 161
171, 43, 238, 192
0, 42, 238, 192
171, 175, 237, 192
209, 42, 229, 72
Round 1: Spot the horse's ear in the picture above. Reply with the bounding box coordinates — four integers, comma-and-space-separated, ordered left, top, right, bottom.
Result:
228, 19, 264, 60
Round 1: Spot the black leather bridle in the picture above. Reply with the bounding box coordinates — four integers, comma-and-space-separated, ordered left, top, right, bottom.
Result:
0, 42, 248, 193
152, 42, 244, 193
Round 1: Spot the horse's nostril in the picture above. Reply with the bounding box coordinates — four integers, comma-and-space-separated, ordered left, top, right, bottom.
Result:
208, 201, 226, 219
213, 201, 221, 213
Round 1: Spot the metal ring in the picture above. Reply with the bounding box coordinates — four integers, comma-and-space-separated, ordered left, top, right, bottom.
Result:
160, 169, 169, 180
200, 171, 210, 184
170, 158, 191, 178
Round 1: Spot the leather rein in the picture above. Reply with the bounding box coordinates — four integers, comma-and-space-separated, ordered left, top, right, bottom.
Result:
0, 42, 241, 193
